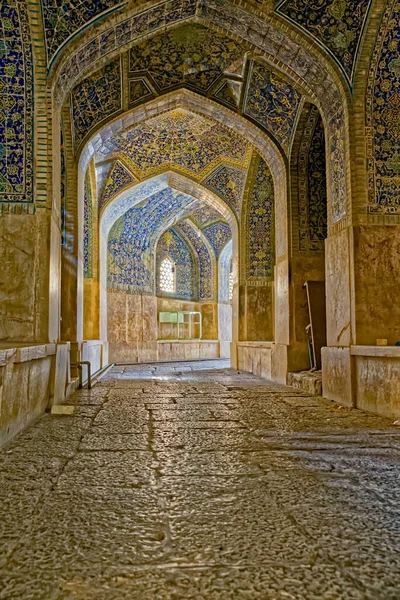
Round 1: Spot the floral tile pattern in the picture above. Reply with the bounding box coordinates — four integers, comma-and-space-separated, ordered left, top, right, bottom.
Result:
128, 24, 246, 97
107, 187, 195, 293
97, 109, 250, 180
366, 0, 400, 214
176, 219, 214, 301
243, 61, 302, 155
189, 204, 224, 228
83, 168, 93, 278
247, 156, 275, 280
42, 0, 125, 65
0, 0, 33, 203
71, 58, 122, 151
99, 161, 137, 213
204, 166, 246, 216
276, 0, 373, 84
202, 221, 232, 257
297, 106, 328, 252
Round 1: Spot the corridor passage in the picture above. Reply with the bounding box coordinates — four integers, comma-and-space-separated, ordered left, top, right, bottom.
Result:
1, 361, 400, 600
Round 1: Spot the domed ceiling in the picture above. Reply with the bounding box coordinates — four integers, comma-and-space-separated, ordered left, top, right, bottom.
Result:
96, 109, 251, 179
95, 109, 252, 217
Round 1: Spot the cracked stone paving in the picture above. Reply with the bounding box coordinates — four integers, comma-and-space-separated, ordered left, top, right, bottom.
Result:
1, 360, 400, 599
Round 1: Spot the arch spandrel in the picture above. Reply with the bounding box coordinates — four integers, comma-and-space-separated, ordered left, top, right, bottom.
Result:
65, 6, 349, 225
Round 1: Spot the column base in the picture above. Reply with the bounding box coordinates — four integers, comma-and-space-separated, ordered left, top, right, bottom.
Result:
321, 346, 355, 407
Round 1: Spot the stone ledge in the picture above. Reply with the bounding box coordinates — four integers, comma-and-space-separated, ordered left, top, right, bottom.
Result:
158, 340, 219, 344
0, 344, 56, 365
351, 345, 400, 358
288, 371, 323, 396
0, 348, 17, 367
237, 341, 274, 349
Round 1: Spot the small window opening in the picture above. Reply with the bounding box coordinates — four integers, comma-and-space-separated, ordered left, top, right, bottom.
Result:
160, 257, 175, 293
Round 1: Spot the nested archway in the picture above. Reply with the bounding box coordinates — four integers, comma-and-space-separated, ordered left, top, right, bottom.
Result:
64, 92, 285, 361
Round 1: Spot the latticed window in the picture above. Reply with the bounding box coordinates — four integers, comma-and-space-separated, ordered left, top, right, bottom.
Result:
229, 266, 234, 302
160, 257, 175, 293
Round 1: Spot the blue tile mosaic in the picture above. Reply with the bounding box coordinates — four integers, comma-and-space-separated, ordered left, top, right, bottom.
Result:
202, 221, 232, 258
107, 187, 195, 293
247, 156, 275, 280
176, 219, 214, 301
276, 0, 373, 84
366, 0, 400, 214
0, 0, 33, 203
156, 228, 194, 300
71, 58, 122, 151
243, 60, 302, 155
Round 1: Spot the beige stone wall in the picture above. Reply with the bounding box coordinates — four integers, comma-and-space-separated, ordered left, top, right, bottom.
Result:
238, 284, 274, 342
238, 342, 272, 379
0, 214, 51, 343
0, 345, 55, 447
352, 347, 400, 419
354, 226, 400, 346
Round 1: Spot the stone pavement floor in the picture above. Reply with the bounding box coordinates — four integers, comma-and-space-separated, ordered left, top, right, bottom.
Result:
1, 360, 400, 600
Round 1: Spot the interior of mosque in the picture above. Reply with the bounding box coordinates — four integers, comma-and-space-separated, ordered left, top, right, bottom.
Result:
1, 0, 399, 445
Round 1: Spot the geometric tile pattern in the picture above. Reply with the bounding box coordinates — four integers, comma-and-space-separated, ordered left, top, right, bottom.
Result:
244, 61, 302, 156
71, 58, 122, 151
0, 0, 33, 203
276, 0, 373, 84
128, 24, 245, 96
99, 161, 136, 213
42, 0, 123, 66
366, 0, 400, 214
83, 168, 93, 278
203, 221, 232, 258
246, 156, 275, 280
204, 166, 246, 216
298, 107, 327, 251
97, 109, 250, 180
156, 228, 194, 300
176, 220, 214, 301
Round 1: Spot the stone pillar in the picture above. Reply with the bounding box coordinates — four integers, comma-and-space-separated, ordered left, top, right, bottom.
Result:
321, 227, 355, 407
0, 211, 52, 343
201, 303, 219, 340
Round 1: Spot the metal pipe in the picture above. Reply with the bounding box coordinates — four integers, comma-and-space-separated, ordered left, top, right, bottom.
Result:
71, 361, 92, 389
